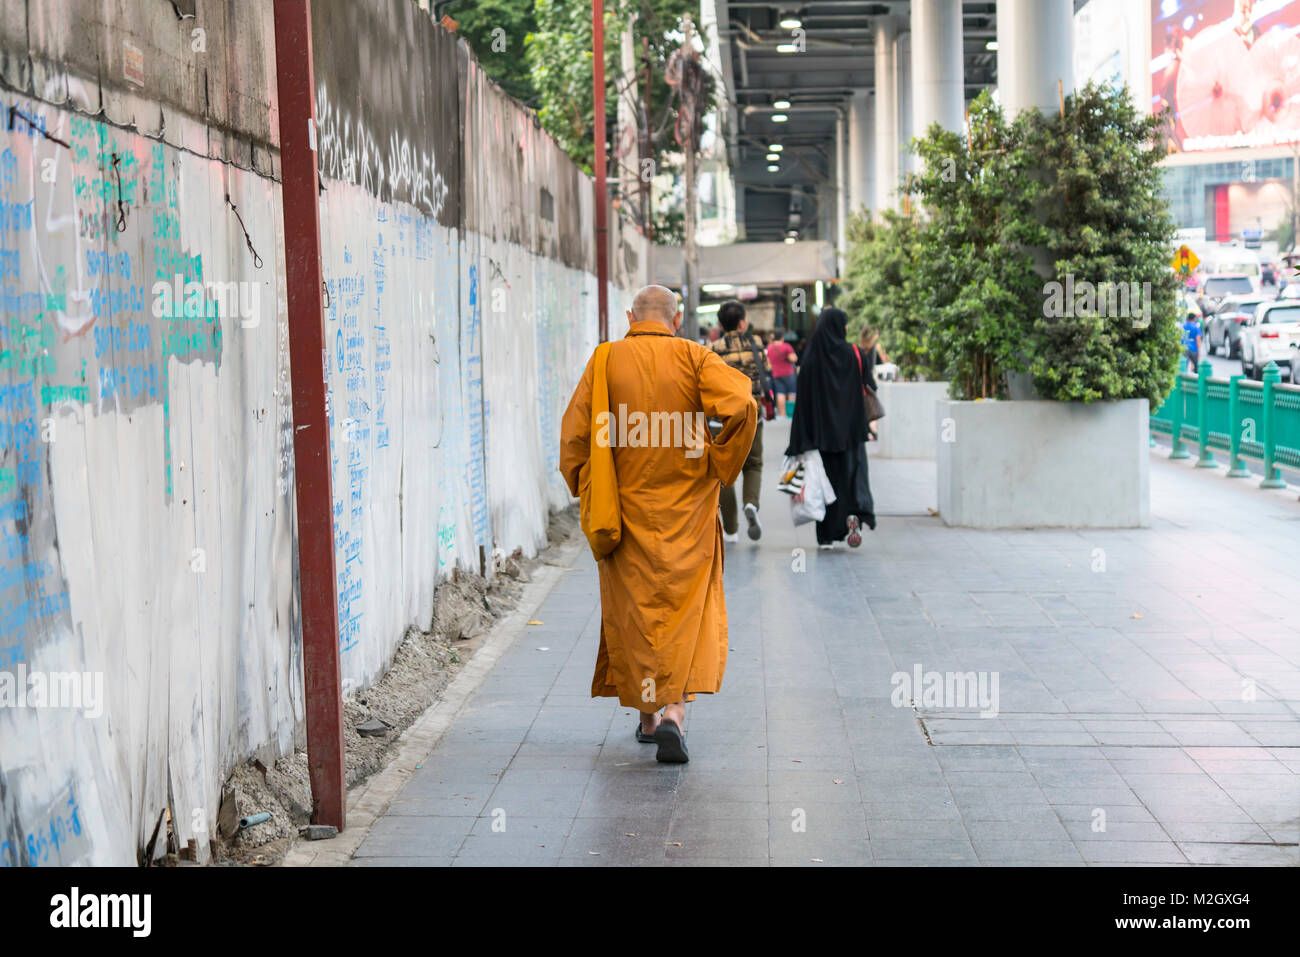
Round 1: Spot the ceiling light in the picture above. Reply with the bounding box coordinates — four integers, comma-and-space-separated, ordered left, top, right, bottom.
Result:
778, 9, 802, 30
776, 43, 798, 53
766, 153, 779, 161
986, 40, 998, 51
768, 164, 780, 172
773, 99, 791, 110
769, 144, 784, 152
784, 236, 797, 244
771, 113, 789, 123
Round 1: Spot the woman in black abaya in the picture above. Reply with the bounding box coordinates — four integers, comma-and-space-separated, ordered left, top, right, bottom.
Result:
784, 307, 876, 548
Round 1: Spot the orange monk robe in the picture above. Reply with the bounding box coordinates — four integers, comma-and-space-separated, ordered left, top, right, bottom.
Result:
560, 319, 758, 711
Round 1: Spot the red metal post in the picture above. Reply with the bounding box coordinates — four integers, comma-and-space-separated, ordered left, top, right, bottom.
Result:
272, 0, 346, 830
593, 0, 610, 343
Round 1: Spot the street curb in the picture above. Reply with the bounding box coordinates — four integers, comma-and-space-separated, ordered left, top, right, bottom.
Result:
280, 534, 583, 867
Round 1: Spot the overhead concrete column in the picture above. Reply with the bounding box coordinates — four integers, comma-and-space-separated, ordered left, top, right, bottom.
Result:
897, 28, 913, 181
848, 89, 874, 219
996, 0, 1074, 116
835, 108, 849, 270
873, 17, 899, 214
816, 182, 835, 243
911, 0, 966, 136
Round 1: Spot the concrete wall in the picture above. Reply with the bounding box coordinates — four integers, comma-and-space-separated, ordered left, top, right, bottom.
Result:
0, 0, 647, 866
936, 399, 1151, 528
873, 381, 950, 459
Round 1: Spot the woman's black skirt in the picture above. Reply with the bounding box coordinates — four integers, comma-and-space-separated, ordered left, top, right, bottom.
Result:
816, 443, 876, 545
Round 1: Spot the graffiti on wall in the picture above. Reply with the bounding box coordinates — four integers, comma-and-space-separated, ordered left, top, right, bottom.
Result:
0, 0, 649, 866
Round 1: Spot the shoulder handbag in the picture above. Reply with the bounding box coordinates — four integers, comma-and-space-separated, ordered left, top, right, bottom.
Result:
853, 344, 886, 423
578, 341, 622, 559
749, 336, 777, 421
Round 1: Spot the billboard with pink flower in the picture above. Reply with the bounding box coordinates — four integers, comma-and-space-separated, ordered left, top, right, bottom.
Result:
1151, 0, 1300, 152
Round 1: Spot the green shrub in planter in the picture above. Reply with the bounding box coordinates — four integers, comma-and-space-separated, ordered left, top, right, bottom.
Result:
877, 83, 1182, 404
839, 209, 931, 379
1024, 83, 1182, 404
908, 93, 1043, 399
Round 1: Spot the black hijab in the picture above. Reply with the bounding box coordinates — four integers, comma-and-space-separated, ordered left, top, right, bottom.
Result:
784, 307, 869, 455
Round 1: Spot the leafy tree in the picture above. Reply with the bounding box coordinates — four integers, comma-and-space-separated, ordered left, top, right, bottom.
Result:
839, 208, 930, 379
850, 84, 1182, 404
908, 93, 1042, 399
1024, 82, 1182, 404
442, 0, 539, 106
524, 0, 614, 173
448, 0, 701, 239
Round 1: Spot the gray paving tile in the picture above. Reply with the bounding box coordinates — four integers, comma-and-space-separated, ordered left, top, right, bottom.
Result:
868, 838, 977, 863
964, 819, 1072, 842
1077, 841, 1189, 863
1177, 843, 1300, 865
454, 816, 574, 862
664, 818, 769, 860
973, 840, 1083, 864
1159, 821, 1276, 843
673, 801, 770, 824
351, 856, 455, 866
561, 817, 672, 863
354, 815, 475, 858
1063, 820, 1171, 842
867, 819, 970, 842
958, 804, 1067, 824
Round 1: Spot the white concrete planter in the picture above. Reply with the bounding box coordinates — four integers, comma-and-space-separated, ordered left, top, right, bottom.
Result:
935, 399, 1150, 528
874, 381, 951, 459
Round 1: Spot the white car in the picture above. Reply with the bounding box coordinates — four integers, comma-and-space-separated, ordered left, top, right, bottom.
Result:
1239, 300, 1300, 380
1206, 254, 1263, 294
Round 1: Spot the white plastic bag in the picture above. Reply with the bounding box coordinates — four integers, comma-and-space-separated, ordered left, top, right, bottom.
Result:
787, 450, 836, 526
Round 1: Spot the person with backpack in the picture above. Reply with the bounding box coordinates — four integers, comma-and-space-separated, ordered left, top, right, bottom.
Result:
710, 300, 772, 543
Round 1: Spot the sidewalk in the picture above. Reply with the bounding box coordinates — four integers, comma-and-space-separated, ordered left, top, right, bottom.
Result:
341, 417, 1300, 866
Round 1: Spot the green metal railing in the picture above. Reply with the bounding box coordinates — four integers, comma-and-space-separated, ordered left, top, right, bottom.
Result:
1150, 360, 1300, 488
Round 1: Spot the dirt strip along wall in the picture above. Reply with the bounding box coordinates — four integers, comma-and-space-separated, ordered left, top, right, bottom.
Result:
0, 0, 648, 866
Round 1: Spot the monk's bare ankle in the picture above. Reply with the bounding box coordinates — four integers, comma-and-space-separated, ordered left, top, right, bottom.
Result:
663, 702, 686, 729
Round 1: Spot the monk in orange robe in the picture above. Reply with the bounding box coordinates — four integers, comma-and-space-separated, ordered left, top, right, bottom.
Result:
560, 285, 757, 763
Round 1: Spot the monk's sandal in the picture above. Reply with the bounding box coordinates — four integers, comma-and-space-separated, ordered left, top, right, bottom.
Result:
654, 719, 689, 763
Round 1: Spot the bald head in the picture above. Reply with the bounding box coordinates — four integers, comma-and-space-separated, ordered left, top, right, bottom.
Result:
631, 285, 682, 328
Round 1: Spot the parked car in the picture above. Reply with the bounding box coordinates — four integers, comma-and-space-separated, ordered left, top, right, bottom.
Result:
1280, 284, 1300, 300
1206, 252, 1263, 293
1205, 295, 1266, 358
1240, 300, 1300, 379
1197, 274, 1256, 315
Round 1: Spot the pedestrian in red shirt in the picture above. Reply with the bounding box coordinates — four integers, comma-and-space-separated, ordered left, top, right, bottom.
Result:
766, 332, 798, 417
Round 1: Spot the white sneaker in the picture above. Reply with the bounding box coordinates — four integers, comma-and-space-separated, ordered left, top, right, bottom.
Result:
744, 503, 762, 541
723, 531, 739, 544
